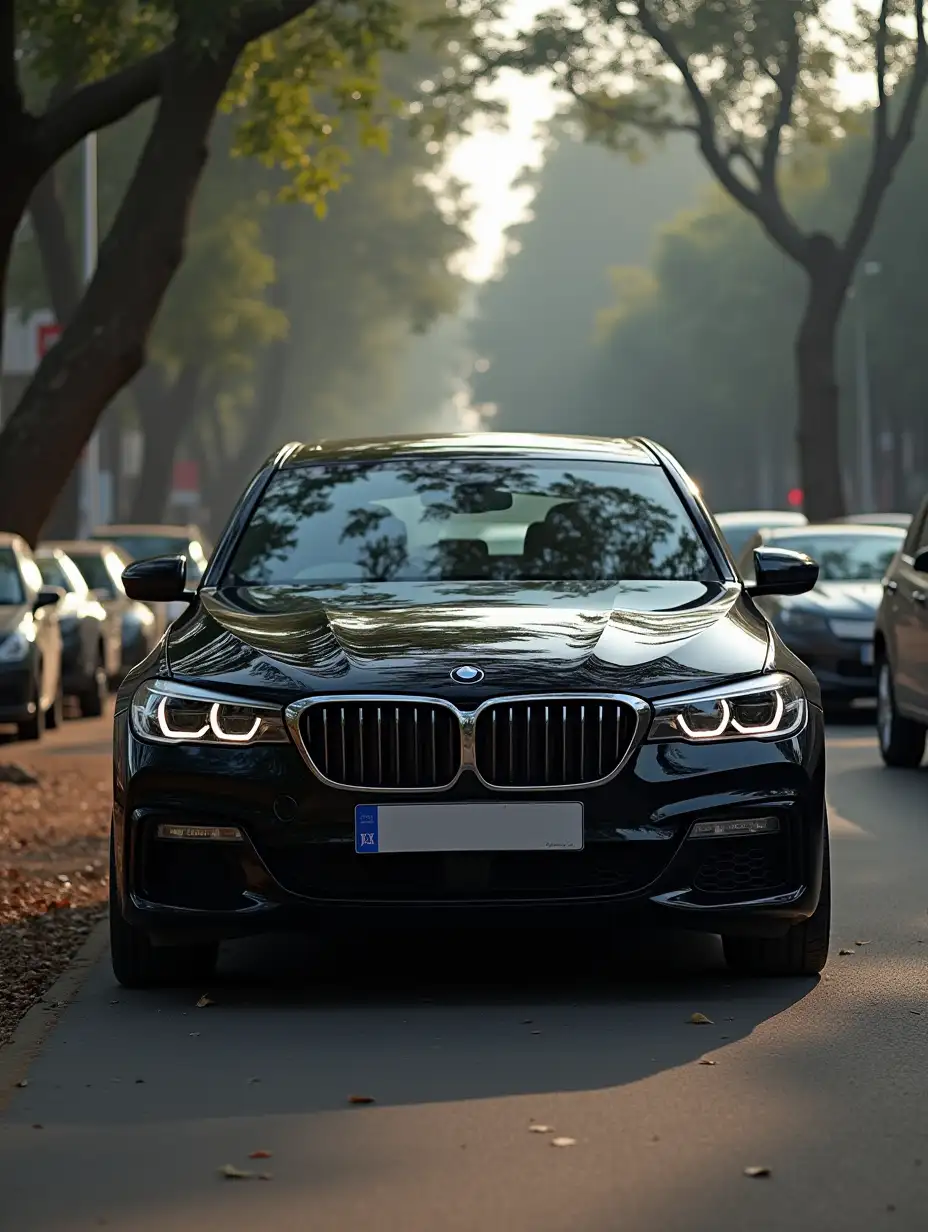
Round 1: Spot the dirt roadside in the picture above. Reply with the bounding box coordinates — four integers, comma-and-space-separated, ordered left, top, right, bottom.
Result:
0, 717, 112, 1051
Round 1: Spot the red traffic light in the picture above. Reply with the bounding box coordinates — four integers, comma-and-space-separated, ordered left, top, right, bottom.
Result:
787, 487, 803, 509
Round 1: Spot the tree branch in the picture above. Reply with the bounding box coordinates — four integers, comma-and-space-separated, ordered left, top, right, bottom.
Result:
874, 0, 891, 152
230, 0, 318, 46
843, 0, 928, 266
35, 48, 171, 169
563, 69, 699, 137
760, 14, 801, 189
635, 1, 809, 267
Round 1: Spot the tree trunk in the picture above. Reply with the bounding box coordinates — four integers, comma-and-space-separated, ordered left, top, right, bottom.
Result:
0, 45, 238, 545
130, 364, 201, 521
30, 165, 85, 540
794, 246, 849, 523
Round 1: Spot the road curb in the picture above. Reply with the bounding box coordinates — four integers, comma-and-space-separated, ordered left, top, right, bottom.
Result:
0, 916, 109, 1111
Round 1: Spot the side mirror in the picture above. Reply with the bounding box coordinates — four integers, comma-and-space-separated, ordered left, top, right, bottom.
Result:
746, 547, 819, 598
34, 585, 65, 611
122, 555, 193, 603
913, 547, 928, 574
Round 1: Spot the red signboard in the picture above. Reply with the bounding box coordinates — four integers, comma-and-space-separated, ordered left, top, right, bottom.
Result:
37, 323, 62, 358
172, 459, 200, 492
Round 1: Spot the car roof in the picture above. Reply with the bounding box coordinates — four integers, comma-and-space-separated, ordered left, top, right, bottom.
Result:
833, 512, 912, 526
92, 523, 202, 537
0, 532, 29, 550
762, 522, 906, 538
41, 539, 128, 557
281, 433, 659, 467
715, 510, 807, 525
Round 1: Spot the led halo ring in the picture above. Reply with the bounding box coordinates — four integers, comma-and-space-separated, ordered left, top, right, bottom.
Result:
677, 697, 731, 740
208, 703, 261, 743
156, 696, 208, 740
730, 690, 784, 736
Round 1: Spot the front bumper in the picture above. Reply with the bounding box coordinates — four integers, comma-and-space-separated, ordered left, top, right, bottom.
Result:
112, 700, 827, 944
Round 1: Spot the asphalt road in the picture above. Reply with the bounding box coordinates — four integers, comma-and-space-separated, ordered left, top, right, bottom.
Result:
1, 713, 926, 1232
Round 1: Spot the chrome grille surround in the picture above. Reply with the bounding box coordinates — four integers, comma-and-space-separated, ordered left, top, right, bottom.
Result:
285, 693, 651, 793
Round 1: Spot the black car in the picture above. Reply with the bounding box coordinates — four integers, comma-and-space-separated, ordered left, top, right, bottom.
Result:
111, 434, 830, 988
44, 540, 158, 684
874, 493, 928, 767
736, 523, 906, 710
35, 547, 121, 717
0, 534, 64, 740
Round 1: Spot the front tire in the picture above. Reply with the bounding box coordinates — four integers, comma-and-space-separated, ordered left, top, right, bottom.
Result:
722, 828, 831, 977
109, 837, 218, 989
877, 659, 925, 768
17, 682, 45, 742
78, 653, 107, 719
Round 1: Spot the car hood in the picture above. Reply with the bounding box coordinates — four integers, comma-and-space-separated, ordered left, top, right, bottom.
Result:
779, 580, 882, 618
165, 580, 770, 702
0, 605, 30, 636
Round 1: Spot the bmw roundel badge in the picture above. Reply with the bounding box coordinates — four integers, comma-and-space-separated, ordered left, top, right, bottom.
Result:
451, 665, 484, 684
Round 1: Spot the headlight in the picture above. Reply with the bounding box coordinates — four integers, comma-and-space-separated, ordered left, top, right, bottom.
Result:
0, 630, 32, 664
130, 680, 289, 746
648, 673, 806, 743
776, 608, 829, 635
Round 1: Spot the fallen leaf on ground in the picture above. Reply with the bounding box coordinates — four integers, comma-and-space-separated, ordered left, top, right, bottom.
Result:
219, 1165, 254, 1180
196, 995, 214, 1008
349, 1095, 376, 1105
856, 940, 871, 946
743, 1166, 771, 1178
529, 1124, 554, 1133
688, 1013, 713, 1025
698, 1059, 717, 1066
838, 949, 854, 956
551, 1137, 576, 1148
249, 1150, 272, 1159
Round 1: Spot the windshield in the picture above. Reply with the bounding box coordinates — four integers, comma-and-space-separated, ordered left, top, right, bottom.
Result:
36, 556, 73, 593
226, 457, 715, 585
771, 532, 904, 581
0, 548, 24, 605
101, 534, 204, 582
70, 553, 118, 595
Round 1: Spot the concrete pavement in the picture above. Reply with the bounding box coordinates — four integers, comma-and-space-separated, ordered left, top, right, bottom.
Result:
1, 724, 926, 1232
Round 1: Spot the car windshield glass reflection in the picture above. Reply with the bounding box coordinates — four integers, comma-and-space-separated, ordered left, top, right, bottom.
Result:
771, 532, 903, 581
36, 557, 73, 593
226, 457, 716, 585
0, 548, 25, 604
71, 553, 118, 595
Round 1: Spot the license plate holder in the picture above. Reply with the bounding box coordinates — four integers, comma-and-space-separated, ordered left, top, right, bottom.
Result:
354, 802, 584, 854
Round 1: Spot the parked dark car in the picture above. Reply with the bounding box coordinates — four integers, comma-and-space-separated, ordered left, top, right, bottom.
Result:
91, 523, 211, 637
0, 534, 64, 740
35, 546, 122, 715
736, 523, 905, 711
111, 434, 830, 988
874, 493, 928, 767
43, 540, 158, 684
715, 510, 807, 559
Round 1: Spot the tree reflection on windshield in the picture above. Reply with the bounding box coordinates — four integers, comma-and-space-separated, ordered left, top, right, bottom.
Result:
227, 455, 715, 586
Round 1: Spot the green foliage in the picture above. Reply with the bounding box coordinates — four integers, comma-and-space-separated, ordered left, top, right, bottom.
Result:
580, 106, 928, 509
468, 121, 708, 433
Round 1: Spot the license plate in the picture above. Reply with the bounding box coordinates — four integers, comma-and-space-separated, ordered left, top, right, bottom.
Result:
860, 644, 875, 665
354, 802, 584, 854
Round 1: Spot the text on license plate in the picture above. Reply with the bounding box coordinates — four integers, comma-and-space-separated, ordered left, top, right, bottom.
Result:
354, 802, 584, 854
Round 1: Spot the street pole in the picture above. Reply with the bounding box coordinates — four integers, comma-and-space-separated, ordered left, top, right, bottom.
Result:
852, 261, 880, 513
78, 134, 99, 537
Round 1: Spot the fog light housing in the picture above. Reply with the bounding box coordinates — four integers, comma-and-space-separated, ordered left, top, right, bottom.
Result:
689, 817, 779, 839
155, 824, 244, 842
